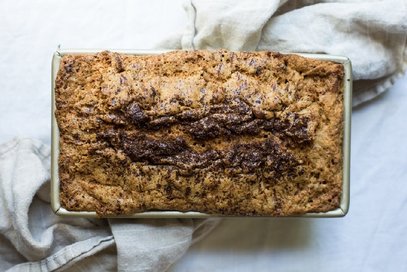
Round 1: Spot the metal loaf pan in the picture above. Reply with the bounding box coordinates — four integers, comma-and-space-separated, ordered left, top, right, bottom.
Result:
51, 49, 352, 218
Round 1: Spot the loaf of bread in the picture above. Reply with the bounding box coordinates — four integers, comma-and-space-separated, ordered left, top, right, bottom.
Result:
55, 50, 344, 216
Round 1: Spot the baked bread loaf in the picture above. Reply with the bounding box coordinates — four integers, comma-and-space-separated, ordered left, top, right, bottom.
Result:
55, 50, 344, 216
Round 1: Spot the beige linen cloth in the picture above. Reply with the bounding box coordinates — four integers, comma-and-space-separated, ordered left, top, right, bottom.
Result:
1, 1, 406, 271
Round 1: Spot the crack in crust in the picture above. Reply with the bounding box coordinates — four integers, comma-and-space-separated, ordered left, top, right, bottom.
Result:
98, 129, 300, 177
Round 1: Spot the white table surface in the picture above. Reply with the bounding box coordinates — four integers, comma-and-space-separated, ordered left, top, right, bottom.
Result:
1, 1, 406, 271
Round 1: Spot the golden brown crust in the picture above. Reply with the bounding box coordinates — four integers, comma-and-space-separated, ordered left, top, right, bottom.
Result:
55, 50, 344, 216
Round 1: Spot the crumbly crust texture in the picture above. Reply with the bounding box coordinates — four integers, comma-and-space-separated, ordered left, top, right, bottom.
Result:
55, 50, 344, 216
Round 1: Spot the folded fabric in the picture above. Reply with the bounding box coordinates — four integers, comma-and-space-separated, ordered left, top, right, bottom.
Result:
173, 0, 407, 106
0, 139, 219, 271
